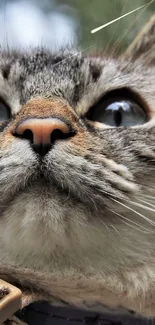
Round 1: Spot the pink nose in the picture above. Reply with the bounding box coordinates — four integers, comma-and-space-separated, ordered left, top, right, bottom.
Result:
14, 118, 72, 156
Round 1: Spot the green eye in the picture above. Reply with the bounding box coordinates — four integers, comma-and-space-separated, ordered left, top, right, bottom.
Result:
0, 101, 11, 122
87, 90, 148, 127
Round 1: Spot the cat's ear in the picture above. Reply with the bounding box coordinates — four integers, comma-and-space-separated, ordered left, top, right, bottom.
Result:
123, 14, 155, 65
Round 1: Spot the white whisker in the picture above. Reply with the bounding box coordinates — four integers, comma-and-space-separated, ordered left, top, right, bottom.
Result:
91, 1, 154, 34
110, 224, 120, 235
111, 0, 154, 55
52, 46, 94, 68
111, 198, 155, 227
109, 208, 150, 232
129, 199, 155, 215
67, 216, 99, 232
98, 217, 111, 232
137, 198, 155, 209
138, 194, 155, 200
115, 215, 145, 232
103, 0, 129, 54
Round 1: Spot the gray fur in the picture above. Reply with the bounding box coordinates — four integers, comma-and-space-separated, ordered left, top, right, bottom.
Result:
1, 47, 155, 316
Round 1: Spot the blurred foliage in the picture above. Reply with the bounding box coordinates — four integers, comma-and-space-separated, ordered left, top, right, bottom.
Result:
55, 0, 155, 54
1, 0, 155, 52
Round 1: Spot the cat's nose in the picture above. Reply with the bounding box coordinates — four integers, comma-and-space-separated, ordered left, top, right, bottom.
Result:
14, 118, 73, 156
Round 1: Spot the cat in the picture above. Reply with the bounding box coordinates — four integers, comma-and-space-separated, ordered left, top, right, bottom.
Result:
0, 18, 155, 318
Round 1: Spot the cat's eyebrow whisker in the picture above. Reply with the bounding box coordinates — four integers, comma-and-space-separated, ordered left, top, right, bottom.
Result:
103, 0, 129, 55
91, 1, 154, 34
111, 0, 154, 55
111, 197, 155, 227
51, 45, 94, 69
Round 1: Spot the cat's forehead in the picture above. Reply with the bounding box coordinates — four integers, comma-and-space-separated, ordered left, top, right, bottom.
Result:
0, 50, 98, 110
0, 49, 100, 82
0, 49, 153, 115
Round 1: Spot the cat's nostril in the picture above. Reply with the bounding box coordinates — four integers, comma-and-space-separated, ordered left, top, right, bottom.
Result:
13, 117, 75, 156
50, 129, 69, 143
22, 129, 34, 143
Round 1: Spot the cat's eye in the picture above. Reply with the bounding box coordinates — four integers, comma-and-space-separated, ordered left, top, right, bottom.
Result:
87, 90, 147, 127
0, 101, 11, 122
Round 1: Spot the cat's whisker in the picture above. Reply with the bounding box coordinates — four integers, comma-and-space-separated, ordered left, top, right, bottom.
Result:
114, 214, 148, 233
137, 198, 155, 209
138, 183, 155, 191
127, 199, 155, 214
138, 196, 155, 203
61, 185, 71, 203
111, 197, 155, 227
98, 216, 111, 232
110, 224, 121, 235
67, 215, 111, 235
108, 208, 150, 232
90, 196, 98, 211
138, 194, 155, 200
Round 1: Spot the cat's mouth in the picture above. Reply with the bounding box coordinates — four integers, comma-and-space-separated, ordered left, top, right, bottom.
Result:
38, 169, 46, 179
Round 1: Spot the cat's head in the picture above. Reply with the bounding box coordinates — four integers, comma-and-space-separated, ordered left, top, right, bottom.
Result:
0, 46, 155, 273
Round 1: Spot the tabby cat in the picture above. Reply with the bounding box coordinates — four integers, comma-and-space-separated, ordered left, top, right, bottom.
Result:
0, 16, 155, 318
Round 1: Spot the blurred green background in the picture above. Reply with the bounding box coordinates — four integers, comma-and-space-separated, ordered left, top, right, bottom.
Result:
0, 0, 154, 53
68, 0, 155, 53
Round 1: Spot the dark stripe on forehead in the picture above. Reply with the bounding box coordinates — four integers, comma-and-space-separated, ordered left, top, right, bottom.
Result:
2, 65, 11, 79
20, 51, 67, 74
89, 62, 102, 82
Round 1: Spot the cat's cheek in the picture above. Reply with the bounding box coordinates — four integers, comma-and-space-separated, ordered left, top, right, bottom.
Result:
0, 131, 15, 150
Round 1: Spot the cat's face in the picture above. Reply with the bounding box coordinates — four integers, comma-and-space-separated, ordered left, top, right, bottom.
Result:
0, 49, 155, 274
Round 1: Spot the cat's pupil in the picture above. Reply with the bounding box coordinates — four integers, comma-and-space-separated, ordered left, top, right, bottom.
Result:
105, 100, 146, 127
106, 102, 127, 127
87, 96, 147, 127
114, 110, 122, 127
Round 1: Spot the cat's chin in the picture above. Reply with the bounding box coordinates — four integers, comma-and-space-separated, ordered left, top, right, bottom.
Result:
0, 170, 76, 217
